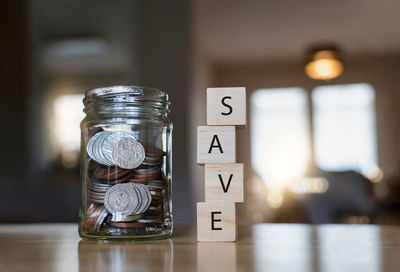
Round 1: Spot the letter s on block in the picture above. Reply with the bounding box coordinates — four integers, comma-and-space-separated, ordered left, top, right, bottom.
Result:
221, 96, 233, 116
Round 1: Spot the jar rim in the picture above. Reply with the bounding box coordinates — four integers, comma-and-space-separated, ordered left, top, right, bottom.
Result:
85, 85, 167, 99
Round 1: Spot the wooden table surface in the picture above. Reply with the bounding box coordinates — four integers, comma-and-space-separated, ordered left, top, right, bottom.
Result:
0, 223, 399, 272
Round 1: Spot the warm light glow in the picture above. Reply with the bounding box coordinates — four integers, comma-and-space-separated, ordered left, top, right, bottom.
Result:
251, 88, 310, 192
50, 94, 85, 167
289, 177, 329, 194
305, 49, 343, 80
363, 164, 384, 183
306, 59, 343, 80
267, 191, 284, 208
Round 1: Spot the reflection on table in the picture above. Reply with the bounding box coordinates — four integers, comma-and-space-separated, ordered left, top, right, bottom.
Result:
0, 224, 399, 271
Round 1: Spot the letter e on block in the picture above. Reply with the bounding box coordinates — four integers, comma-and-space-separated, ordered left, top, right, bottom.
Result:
197, 126, 236, 164
207, 87, 246, 126
205, 163, 244, 202
197, 202, 237, 241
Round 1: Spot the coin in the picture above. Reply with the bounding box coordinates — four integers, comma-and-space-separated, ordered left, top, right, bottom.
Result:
136, 218, 163, 224
129, 184, 142, 215
107, 222, 147, 229
84, 203, 108, 231
102, 131, 133, 164
90, 163, 134, 184
146, 180, 165, 186
112, 138, 145, 169
110, 213, 143, 222
134, 166, 160, 174
94, 206, 109, 231
144, 146, 165, 157
87, 133, 101, 162
130, 183, 152, 214
104, 183, 140, 217
97, 132, 111, 165
87, 131, 145, 169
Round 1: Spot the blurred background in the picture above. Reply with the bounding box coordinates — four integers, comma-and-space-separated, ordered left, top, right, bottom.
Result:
2, 0, 400, 225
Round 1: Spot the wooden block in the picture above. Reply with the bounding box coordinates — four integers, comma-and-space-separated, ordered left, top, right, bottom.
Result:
197, 202, 237, 242
205, 163, 244, 202
207, 87, 246, 126
197, 126, 236, 164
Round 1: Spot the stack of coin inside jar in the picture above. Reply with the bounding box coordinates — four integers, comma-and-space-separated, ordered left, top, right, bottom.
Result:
83, 129, 167, 234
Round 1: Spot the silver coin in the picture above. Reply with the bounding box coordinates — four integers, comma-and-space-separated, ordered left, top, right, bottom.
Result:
89, 197, 105, 203
97, 132, 112, 166
91, 132, 102, 164
89, 189, 109, 195
104, 183, 140, 217
89, 182, 111, 188
112, 138, 145, 169
102, 131, 137, 161
145, 184, 164, 190
89, 186, 110, 193
129, 183, 151, 214
110, 213, 143, 222
88, 193, 105, 199
134, 166, 160, 175
88, 187, 108, 193
87, 132, 102, 162
128, 183, 142, 215
91, 132, 106, 165
90, 182, 112, 188
88, 191, 106, 197
145, 180, 164, 186
88, 194, 105, 201
150, 191, 163, 197
90, 198, 104, 204
88, 196, 105, 201
102, 132, 133, 164
136, 218, 163, 223
102, 133, 119, 165
148, 206, 162, 212
139, 184, 152, 214
92, 133, 104, 164
94, 207, 109, 231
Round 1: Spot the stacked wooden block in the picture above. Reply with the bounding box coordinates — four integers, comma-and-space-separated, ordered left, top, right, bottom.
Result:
197, 87, 246, 242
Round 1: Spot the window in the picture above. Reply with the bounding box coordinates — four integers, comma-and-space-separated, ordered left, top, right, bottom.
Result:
251, 83, 378, 194
251, 88, 311, 191
312, 83, 377, 175
50, 94, 85, 167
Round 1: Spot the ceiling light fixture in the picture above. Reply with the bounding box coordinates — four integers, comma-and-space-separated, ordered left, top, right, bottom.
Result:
305, 47, 343, 80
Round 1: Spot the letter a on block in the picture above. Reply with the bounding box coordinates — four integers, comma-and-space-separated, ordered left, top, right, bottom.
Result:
207, 87, 246, 126
197, 126, 236, 164
197, 202, 237, 241
205, 163, 244, 202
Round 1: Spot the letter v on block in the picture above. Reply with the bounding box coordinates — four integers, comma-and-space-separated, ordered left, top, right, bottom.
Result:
205, 163, 244, 202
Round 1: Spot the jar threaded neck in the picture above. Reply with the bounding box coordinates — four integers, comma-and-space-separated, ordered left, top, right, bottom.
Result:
83, 86, 170, 118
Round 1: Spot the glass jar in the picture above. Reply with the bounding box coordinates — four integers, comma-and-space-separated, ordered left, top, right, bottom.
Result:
79, 86, 173, 240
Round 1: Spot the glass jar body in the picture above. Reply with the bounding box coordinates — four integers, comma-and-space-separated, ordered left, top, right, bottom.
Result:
79, 88, 172, 240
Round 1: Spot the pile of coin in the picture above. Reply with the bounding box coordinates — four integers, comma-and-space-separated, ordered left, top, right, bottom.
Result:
88, 182, 111, 204
104, 183, 152, 217
84, 203, 109, 231
87, 131, 145, 169
83, 130, 168, 234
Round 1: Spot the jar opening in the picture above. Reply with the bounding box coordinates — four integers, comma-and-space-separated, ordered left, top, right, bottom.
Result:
83, 86, 170, 118
85, 86, 167, 99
